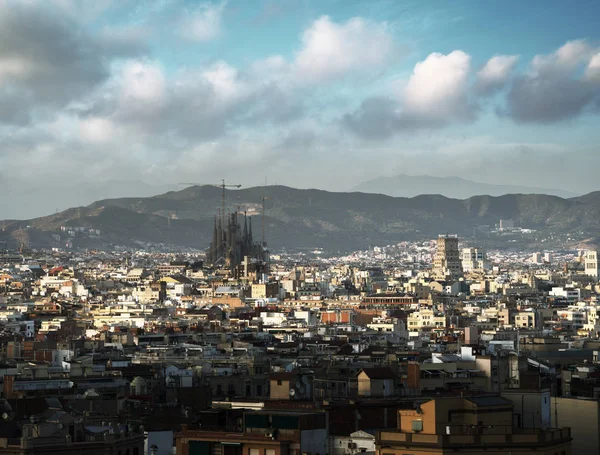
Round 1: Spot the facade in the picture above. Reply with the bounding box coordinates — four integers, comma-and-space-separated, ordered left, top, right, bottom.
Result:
585, 250, 600, 279
357, 368, 396, 398
555, 397, 600, 455
176, 410, 327, 455
0, 422, 144, 455
433, 235, 462, 279
514, 311, 540, 329
499, 219, 514, 231
332, 431, 375, 455
407, 309, 446, 331
376, 397, 572, 455
461, 247, 489, 272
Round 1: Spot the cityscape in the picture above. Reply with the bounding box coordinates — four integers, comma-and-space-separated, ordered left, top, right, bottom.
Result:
2, 1, 600, 455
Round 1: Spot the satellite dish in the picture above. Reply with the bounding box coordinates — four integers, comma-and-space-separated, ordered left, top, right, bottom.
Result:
289, 388, 296, 397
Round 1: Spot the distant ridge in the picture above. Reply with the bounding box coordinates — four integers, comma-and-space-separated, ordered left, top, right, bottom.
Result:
350, 174, 578, 199
1, 185, 599, 252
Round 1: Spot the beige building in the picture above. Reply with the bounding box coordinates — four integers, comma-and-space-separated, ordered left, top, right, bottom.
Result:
251, 282, 279, 299
514, 310, 539, 329
433, 235, 462, 279
407, 308, 446, 330
357, 367, 396, 398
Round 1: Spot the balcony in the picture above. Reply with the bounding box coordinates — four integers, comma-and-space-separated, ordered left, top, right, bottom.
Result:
377, 427, 571, 449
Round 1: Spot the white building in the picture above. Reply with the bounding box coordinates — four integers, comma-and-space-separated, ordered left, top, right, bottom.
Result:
531, 252, 543, 264
585, 250, 600, 279
550, 286, 581, 302
367, 317, 408, 337
331, 431, 376, 455
294, 310, 318, 327
259, 311, 287, 327
461, 248, 490, 272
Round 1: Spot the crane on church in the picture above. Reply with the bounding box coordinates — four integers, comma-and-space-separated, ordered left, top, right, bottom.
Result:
178, 180, 242, 226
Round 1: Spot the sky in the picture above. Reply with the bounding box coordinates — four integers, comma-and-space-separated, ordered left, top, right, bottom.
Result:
1, 0, 600, 213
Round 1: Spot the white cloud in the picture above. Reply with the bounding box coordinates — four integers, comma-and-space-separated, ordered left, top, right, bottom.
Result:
343, 50, 476, 138
79, 117, 116, 143
402, 50, 473, 120
201, 61, 248, 103
294, 15, 394, 83
531, 40, 593, 75
181, 1, 226, 42
553, 40, 593, 68
475, 55, 519, 95
120, 60, 166, 105
585, 52, 600, 81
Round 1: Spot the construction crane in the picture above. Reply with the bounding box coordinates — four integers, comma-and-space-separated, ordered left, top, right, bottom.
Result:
261, 196, 270, 248
178, 180, 242, 226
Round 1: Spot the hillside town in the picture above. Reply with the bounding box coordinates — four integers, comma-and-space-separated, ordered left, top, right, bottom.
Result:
1, 234, 599, 454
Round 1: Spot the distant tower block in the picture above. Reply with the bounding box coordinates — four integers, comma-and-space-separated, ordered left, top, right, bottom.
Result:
461, 247, 490, 272
433, 234, 462, 279
499, 219, 514, 231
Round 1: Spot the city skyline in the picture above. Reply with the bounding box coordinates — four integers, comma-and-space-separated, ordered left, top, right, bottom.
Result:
1, 0, 600, 201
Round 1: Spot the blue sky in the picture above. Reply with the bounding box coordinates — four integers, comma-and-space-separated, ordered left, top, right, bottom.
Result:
1, 0, 600, 209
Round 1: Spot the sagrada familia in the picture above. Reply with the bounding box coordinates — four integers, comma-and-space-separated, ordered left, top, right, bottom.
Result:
207, 211, 266, 271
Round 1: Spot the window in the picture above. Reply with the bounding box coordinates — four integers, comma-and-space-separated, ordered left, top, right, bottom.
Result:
250, 449, 260, 455
266, 450, 275, 455
411, 420, 423, 432
277, 380, 282, 386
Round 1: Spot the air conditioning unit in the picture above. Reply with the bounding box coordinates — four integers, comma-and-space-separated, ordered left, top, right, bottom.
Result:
265, 428, 278, 439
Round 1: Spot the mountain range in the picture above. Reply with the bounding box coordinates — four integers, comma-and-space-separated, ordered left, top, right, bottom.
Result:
351, 174, 578, 199
1, 185, 600, 253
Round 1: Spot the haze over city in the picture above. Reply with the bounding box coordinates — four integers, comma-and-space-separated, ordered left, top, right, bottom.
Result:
2, 0, 600, 219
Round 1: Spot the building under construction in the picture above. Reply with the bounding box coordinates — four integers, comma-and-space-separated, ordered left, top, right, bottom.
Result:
207, 211, 267, 276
